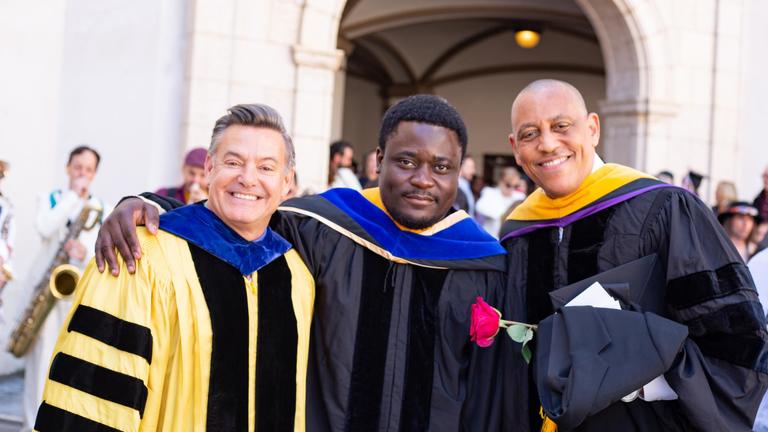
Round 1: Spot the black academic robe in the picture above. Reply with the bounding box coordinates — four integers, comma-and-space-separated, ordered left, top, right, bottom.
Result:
501, 165, 768, 431
144, 189, 515, 432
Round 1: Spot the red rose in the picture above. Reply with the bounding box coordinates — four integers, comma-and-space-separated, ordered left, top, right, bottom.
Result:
470, 296, 502, 348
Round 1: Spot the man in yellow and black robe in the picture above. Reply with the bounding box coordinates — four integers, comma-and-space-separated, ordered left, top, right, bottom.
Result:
35, 204, 313, 431
34, 104, 314, 432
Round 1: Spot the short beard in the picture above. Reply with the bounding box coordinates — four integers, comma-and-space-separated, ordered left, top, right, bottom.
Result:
387, 206, 446, 230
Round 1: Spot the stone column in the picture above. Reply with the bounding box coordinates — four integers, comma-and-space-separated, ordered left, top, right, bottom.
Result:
598, 100, 644, 168
599, 98, 678, 172
291, 45, 345, 193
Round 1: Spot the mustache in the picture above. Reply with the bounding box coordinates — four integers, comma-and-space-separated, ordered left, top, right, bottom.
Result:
402, 191, 439, 203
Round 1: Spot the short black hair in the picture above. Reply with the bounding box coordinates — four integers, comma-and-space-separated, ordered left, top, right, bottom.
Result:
378, 95, 468, 158
68, 145, 101, 168
330, 140, 353, 159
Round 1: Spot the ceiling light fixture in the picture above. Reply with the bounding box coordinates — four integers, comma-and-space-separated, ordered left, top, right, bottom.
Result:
515, 29, 541, 49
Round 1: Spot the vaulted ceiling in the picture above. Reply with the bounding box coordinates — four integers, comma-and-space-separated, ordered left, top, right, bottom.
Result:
339, 0, 604, 97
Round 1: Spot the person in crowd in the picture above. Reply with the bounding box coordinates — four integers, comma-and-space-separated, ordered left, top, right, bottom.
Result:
519, 175, 536, 195
500, 198, 525, 222
502, 79, 767, 431
454, 154, 477, 217
718, 201, 761, 262
23, 145, 109, 430
0, 160, 17, 374
749, 247, 768, 432
751, 220, 768, 254
655, 170, 674, 184
155, 147, 209, 204
33, 104, 314, 431
328, 140, 361, 190
712, 180, 738, 214
476, 166, 527, 237
753, 165, 768, 222
357, 149, 379, 188
95, 95, 514, 431
681, 170, 704, 196
0, 159, 14, 291
470, 174, 485, 201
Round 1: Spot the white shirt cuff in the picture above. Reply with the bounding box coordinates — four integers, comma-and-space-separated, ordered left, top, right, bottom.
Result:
640, 375, 678, 401
138, 196, 166, 215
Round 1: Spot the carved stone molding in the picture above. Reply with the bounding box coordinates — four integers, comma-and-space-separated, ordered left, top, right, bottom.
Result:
292, 44, 345, 71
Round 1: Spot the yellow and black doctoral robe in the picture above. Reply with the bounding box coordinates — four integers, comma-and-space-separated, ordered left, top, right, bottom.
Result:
143, 188, 514, 432
500, 163, 768, 431
34, 203, 314, 432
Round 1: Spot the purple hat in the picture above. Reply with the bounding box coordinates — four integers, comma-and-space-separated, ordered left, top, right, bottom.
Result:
184, 148, 208, 168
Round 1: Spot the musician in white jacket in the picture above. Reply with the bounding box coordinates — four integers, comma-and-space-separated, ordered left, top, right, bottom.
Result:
22, 146, 109, 431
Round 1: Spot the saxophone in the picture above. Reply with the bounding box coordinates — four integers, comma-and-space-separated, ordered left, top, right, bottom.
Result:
8, 201, 103, 357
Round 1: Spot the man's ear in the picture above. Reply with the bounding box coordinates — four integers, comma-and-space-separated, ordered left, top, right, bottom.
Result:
281, 169, 295, 200
375, 147, 384, 173
588, 112, 601, 148
203, 153, 213, 179
509, 133, 522, 165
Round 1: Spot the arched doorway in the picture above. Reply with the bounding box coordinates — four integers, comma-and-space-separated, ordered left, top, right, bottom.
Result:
293, 0, 665, 187
338, 0, 605, 184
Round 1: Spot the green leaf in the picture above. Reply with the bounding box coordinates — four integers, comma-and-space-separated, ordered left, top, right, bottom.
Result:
522, 328, 534, 344
506, 324, 528, 342
507, 324, 535, 364
521, 328, 534, 364
521, 344, 532, 364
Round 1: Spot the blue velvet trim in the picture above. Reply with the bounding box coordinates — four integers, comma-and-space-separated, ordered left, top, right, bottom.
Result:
159, 203, 291, 275
319, 188, 504, 260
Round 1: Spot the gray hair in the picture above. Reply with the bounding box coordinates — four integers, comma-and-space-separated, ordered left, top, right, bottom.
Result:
209, 103, 296, 170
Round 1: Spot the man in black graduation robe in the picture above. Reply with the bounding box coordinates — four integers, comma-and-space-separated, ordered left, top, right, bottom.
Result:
502, 79, 768, 431
95, 95, 516, 431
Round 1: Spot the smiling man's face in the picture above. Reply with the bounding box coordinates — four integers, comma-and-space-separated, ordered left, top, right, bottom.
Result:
509, 83, 600, 198
377, 121, 461, 230
205, 124, 292, 240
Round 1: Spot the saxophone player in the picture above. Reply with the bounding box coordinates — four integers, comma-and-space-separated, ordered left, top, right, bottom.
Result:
22, 145, 109, 431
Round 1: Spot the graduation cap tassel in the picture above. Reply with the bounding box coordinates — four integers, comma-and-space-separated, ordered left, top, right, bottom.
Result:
540, 406, 558, 432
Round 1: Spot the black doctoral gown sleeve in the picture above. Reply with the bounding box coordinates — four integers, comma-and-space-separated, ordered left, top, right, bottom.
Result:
642, 190, 768, 431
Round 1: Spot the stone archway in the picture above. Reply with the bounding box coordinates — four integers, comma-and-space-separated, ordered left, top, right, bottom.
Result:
294, 0, 672, 181
575, 0, 673, 171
